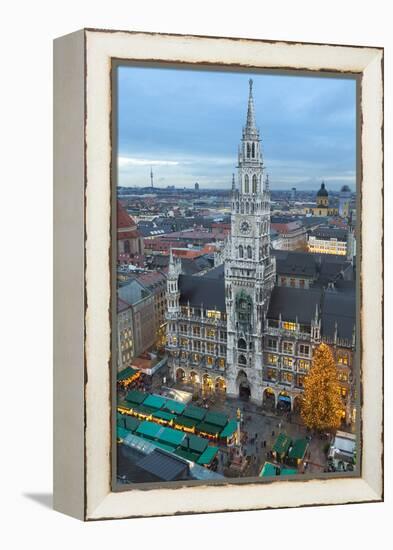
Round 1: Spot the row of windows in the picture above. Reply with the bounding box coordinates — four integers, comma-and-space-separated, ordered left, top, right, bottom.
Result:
280, 276, 307, 288
188, 353, 226, 368
266, 339, 310, 356
179, 307, 226, 321
178, 325, 227, 340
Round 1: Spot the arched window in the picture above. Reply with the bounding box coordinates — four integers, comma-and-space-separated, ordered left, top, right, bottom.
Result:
238, 354, 247, 366
252, 174, 257, 193
251, 203, 254, 213
238, 338, 247, 350
252, 143, 255, 157
245, 202, 249, 214
240, 203, 244, 214
247, 245, 252, 259
236, 201, 239, 213
247, 143, 251, 158
244, 175, 249, 193
239, 245, 243, 258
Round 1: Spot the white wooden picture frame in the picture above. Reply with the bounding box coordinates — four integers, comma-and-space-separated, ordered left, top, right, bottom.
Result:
53, 29, 383, 521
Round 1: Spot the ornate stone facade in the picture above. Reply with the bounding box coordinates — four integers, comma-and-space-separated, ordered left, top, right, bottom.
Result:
165, 81, 356, 424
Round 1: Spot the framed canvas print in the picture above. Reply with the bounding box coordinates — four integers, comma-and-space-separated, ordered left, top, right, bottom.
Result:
53, 29, 383, 520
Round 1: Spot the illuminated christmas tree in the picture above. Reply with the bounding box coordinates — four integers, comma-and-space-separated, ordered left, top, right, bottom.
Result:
301, 343, 343, 431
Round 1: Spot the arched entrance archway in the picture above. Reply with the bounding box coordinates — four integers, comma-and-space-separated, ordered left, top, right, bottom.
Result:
189, 371, 199, 385
215, 377, 227, 393
262, 387, 276, 410
176, 368, 186, 384
277, 391, 292, 411
202, 373, 214, 395
237, 370, 250, 401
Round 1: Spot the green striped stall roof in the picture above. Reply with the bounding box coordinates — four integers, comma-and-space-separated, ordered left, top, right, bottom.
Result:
132, 404, 157, 416
259, 462, 280, 477
117, 426, 130, 440
151, 410, 176, 422
181, 434, 208, 454
196, 422, 221, 436
143, 394, 167, 410
197, 446, 219, 465
273, 433, 292, 456
205, 411, 228, 428
288, 439, 308, 460
220, 419, 237, 438
163, 398, 186, 415
175, 448, 201, 463
135, 421, 163, 440
124, 416, 141, 432
125, 389, 147, 405
174, 416, 198, 429
281, 468, 298, 475
117, 367, 138, 381
157, 426, 186, 447
183, 406, 207, 421
117, 413, 126, 428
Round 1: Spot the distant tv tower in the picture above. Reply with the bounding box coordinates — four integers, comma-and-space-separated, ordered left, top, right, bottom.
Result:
150, 166, 154, 188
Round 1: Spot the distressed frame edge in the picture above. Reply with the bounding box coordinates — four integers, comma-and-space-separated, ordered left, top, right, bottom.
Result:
53, 29, 86, 521
79, 30, 383, 520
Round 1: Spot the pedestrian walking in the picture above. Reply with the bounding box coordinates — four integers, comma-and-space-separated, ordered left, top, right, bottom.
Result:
263, 440, 266, 448
272, 430, 275, 437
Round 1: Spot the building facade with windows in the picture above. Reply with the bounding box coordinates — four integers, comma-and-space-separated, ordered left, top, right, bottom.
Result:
165, 81, 356, 424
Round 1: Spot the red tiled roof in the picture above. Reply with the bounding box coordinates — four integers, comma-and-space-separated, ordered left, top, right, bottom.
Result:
271, 221, 302, 234
118, 230, 141, 239
117, 201, 137, 228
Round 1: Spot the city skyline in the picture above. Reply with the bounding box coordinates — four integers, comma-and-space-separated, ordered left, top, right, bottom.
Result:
117, 66, 356, 191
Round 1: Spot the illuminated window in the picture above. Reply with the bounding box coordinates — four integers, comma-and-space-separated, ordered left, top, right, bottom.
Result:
299, 279, 305, 288
282, 321, 297, 331
283, 356, 294, 368
298, 359, 310, 372
180, 338, 188, 347
290, 278, 296, 288
193, 326, 200, 336
283, 341, 293, 354
218, 358, 225, 368
338, 354, 348, 365
297, 375, 305, 387
281, 372, 293, 384
172, 336, 177, 345
341, 387, 347, 397
192, 353, 200, 362
266, 368, 277, 381
206, 310, 221, 320
207, 342, 215, 353
267, 354, 278, 365
280, 277, 287, 286
206, 328, 217, 338
207, 356, 214, 366
338, 371, 348, 382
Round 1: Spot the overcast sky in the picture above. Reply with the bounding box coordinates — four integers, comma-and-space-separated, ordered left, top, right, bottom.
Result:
117, 65, 356, 191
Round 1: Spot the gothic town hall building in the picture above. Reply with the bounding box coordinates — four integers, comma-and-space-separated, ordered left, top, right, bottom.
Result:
166, 80, 356, 424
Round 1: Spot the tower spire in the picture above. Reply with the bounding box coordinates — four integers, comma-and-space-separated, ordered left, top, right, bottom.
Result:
150, 166, 154, 188
231, 173, 236, 193
245, 78, 257, 133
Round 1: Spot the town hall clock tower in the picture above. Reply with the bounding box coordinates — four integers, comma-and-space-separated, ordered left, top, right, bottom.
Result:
225, 79, 276, 403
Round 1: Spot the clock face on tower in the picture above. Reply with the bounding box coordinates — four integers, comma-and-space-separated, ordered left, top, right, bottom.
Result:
240, 221, 250, 234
